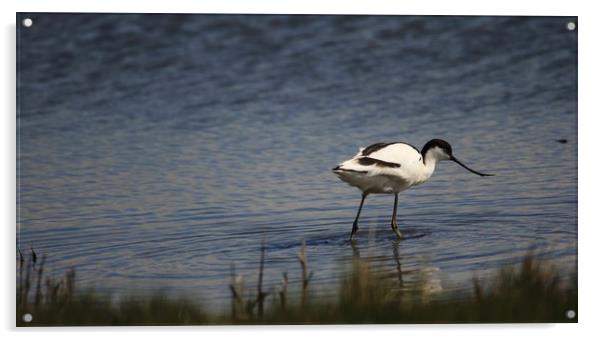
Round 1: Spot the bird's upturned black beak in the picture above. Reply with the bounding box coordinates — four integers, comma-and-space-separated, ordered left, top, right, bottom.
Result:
450, 156, 494, 177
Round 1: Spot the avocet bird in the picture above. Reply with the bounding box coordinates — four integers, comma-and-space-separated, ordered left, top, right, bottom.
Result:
332, 139, 493, 240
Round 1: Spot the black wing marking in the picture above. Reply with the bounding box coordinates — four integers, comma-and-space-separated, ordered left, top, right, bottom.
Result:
361, 142, 420, 156
361, 142, 396, 156
357, 157, 401, 168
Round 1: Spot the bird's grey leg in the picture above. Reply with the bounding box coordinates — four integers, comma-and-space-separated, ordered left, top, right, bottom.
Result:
350, 193, 367, 240
391, 193, 403, 239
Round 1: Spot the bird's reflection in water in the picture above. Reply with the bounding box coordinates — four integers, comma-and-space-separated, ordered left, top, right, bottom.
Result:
346, 231, 446, 298
350, 239, 361, 259
349, 237, 404, 289
392, 239, 403, 289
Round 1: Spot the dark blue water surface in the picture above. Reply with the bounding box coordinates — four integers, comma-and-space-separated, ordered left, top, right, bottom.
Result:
17, 14, 577, 308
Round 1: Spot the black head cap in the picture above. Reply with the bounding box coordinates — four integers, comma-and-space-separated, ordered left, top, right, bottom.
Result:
421, 139, 452, 158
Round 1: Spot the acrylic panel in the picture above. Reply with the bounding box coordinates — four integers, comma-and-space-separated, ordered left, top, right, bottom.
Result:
16, 13, 577, 326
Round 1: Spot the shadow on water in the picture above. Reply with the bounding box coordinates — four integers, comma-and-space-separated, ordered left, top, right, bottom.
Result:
265, 224, 430, 251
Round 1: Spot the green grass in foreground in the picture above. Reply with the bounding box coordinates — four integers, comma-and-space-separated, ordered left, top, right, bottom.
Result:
17, 244, 577, 326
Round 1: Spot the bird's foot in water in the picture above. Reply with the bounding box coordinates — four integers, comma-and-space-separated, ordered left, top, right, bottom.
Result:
349, 223, 359, 240
391, 224, 403, 239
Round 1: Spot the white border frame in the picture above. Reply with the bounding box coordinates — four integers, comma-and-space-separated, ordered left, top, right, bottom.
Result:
3, 1, 600, 339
